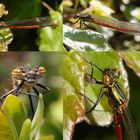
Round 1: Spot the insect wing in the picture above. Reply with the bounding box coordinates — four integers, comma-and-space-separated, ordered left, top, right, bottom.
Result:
2, 17, 57, 28
120, 108, 138, 140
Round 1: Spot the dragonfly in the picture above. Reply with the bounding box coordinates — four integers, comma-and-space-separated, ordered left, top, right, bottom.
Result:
80, 57, 138, 140
0, 64, 50, 114
0, 16, 58, 50
74, 14, 140, 35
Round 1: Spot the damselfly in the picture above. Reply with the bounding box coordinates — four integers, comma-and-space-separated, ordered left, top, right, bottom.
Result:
0, 16, 58, 50
81, 57, 138, 140
0, 17, 58, 29
0, 64, 50, 113
74, 14, 140, 35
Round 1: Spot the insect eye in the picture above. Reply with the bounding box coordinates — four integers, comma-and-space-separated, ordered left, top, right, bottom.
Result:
12, 68, 25, 79
38, 66, 46, 76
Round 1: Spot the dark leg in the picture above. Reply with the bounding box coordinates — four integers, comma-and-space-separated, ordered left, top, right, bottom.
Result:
0, 89, 16, 102
86, 73, 102, 84
26, 88, 40, 115
86, 87, 104, 114
73, 18, 80, 25
82, 56, 103, 73
1, 80, 24, 102
82, 56, 103, 84
27, 92, 34, 114
83, 21, 89, 28
33, 86, 39, 96
33, 86, 47, 107
15, 80, 24, 95
36, 83, 50, 92
79, 92, 95, 104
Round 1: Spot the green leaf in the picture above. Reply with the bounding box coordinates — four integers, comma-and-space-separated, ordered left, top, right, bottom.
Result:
63, 52, 87, 140
19, 119, 31, 140
63, 25, 112, 51
38, 10, 63, 51
30, 94, 44, 140
0, 95, 27, 140
0, 28, 13, 51
120, 52, 140, 77
4, 0, 41, 20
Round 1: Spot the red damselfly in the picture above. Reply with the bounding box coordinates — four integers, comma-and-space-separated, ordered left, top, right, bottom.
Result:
0, 16, 58, 50
0, 17, 58, 29
74, 14, 140, 35
81, 57, 138, 140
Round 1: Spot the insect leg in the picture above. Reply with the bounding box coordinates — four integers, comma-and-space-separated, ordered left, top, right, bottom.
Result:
0, 88, 16, 102
27, 92, 34, 114
82, 56, 103, 72
36, 83, 50, 92
33, 86, 47, 107
73, 18, 80, 25
33, 86, 39, 96
79, 92, 95, 104
15, 80, 24, 95
86, 87, 105, 114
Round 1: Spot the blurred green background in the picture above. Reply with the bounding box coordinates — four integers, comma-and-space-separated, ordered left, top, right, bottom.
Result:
1, 0, 62, 51
0, 52, 63, 140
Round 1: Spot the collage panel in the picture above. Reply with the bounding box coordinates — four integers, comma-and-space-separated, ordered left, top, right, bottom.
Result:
63, 51, 140, 140
0, 52, 63, 140
63, 0, 140, 51
0, 0, 62, 51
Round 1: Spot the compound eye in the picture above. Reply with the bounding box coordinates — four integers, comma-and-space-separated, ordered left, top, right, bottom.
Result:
12, 68, 25, 80
38, 66, 46, 76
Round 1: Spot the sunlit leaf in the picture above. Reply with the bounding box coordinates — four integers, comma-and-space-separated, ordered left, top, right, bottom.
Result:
120, 52, 140, 77
2, 95, 27, 135
63, 52, 87, 140
0, 95, 27, 140
89, 0, 114, 16
38, 10, 63, 51
19, 119, 31, 140
63, 25, 111, 51
0, 28, 13, 51
30, 94, 44, 140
